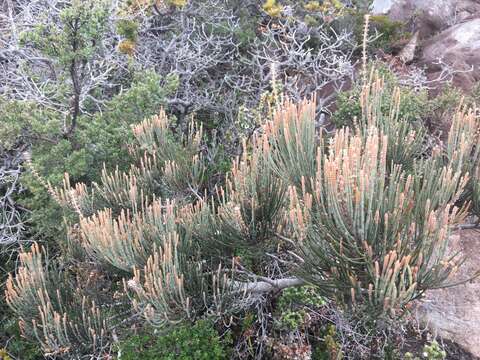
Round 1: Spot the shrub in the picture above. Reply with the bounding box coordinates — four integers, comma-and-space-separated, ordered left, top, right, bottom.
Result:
404, 340, 447, 360
312, 324, 343, 360
288, 121, 468, 317
332, 65, 429, 130
6, 75, 480, 358
9, 70, 177, 242
275, 286, 326, 331
0, 319, 42, 360
366, 15, 407, 53
262, 0, 283, 17
117, 19, 140, 41
5, 244, 112, 357
15, 0, 114, 132
118, 321, 231, 360
348, 70, 427, 171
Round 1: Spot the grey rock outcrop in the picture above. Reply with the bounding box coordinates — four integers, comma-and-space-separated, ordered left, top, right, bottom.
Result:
420, 18, 480, 91
372, 0, 480, 38
372, 1, 480, 92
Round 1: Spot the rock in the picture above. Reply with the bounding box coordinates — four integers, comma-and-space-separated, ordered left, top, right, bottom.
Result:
372, 0, 480, 38
415, 230, 480, 358
398, 31, 418, 63
371, 0, 394, 14
420, 18, 480, 91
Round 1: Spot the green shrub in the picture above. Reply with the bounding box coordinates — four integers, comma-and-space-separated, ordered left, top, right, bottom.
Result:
1, 319, 42, 360
312, 324, 343, 360
368, 15, 407, 53
421, 341, 447, 359
404, 340, 447, 360
332, 65, 428, 129
278, 285, 326, 311
10, 70, 177, 241
341, 9, 407, 54
117, 19, 140, 41
275, 286, 326, 332
118, 321, 231, 360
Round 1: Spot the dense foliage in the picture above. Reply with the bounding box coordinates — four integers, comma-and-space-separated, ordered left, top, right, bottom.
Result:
117, 321, 231, 360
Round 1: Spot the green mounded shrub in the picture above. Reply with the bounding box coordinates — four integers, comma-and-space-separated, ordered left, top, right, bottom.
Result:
331, 5, 407, 55
312, 324, 343, 360
118, 321, 231, 360
276, 286, 327, 330
404, 340, 447, 360
367, 15, 407, 53
0, 319, 42, 360
332, 65, 429, 130
117, 19, 140, 41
